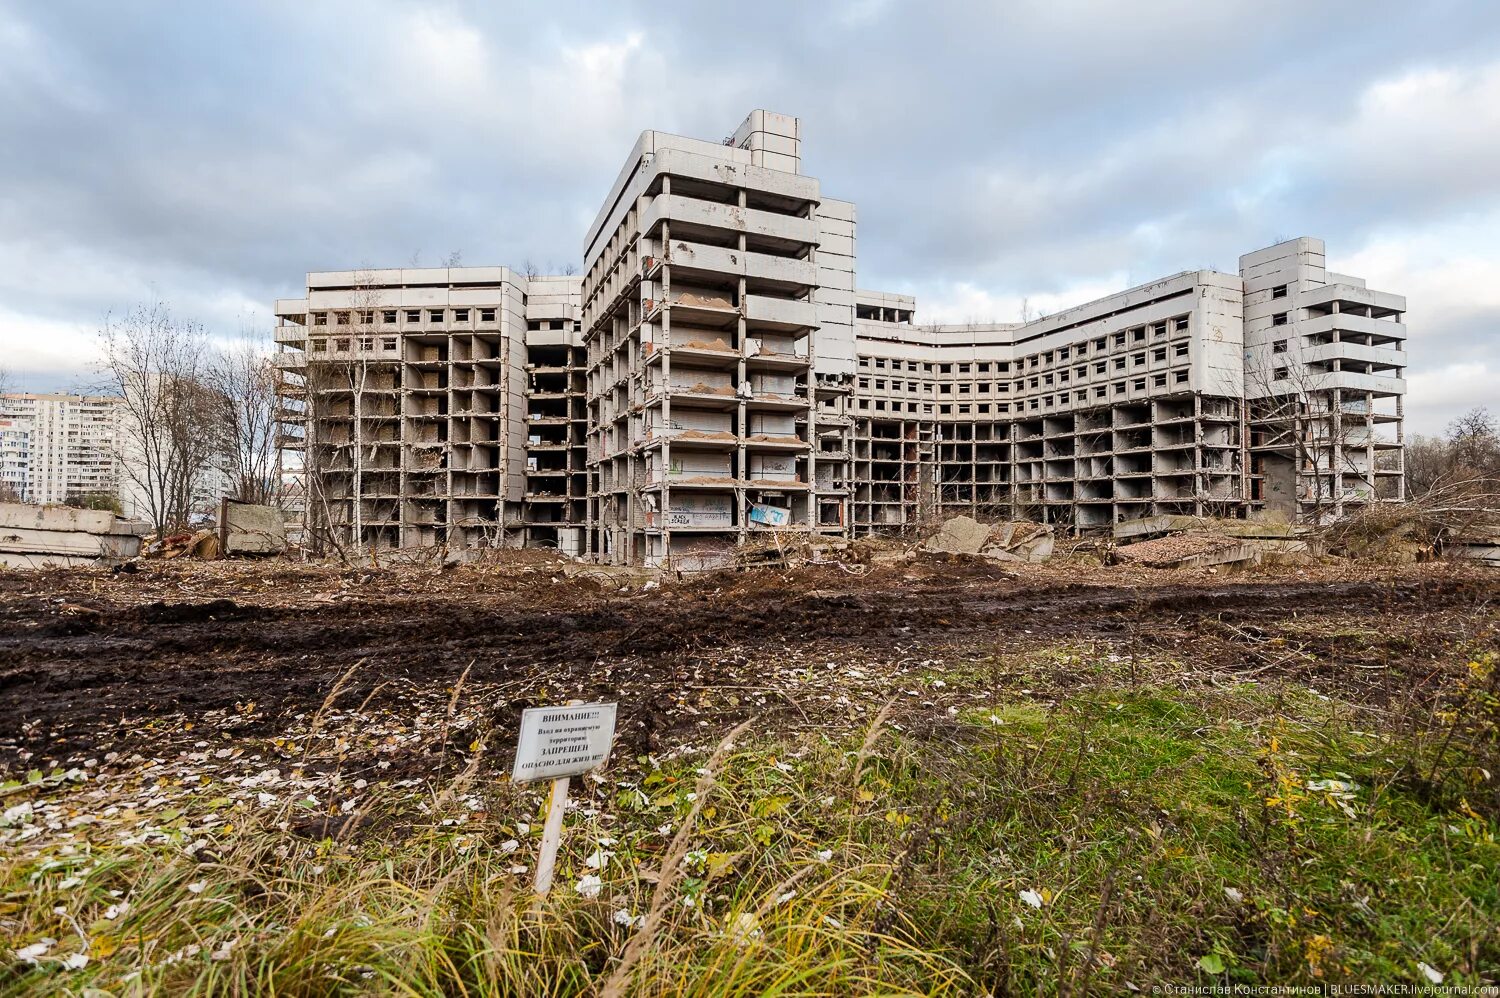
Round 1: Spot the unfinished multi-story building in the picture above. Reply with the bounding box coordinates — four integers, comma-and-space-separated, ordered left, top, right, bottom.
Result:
272, 269, 586, 553
845, 273, 1251, 532
1239, 238, 1406, 518
276, 109, 1408, 564
580, 111, 857, 568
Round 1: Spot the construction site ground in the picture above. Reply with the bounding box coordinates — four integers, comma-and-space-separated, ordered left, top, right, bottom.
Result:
1, 556, 1492, 762
1, 554, 1497, 993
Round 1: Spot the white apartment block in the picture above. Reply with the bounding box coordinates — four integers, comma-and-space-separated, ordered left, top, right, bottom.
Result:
276, 110, 1407, 566
0, 414, 31, 500
0, 394, 123, 506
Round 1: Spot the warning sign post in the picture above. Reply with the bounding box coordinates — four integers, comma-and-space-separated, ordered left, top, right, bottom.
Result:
511, 702, 618, 896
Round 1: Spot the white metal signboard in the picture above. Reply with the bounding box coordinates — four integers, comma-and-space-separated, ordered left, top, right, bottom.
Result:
511, 702, 618, 783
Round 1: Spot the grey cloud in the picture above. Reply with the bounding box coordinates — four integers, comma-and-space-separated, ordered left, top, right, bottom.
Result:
1, 0, 1498, 441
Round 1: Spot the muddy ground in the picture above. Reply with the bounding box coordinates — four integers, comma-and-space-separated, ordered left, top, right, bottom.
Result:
2, 555, 1496, 781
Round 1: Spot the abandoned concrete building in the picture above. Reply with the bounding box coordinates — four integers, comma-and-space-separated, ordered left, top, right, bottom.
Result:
274, 110, 1407, 567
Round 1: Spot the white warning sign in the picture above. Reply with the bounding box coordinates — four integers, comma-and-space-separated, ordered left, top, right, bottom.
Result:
510, 702, 618, 783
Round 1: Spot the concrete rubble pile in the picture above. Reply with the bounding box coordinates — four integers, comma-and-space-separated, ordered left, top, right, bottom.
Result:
1109, 514, 1312, 570
921, 515, 1055, 563
146, 500, 289, 561
0, 502, 151, 568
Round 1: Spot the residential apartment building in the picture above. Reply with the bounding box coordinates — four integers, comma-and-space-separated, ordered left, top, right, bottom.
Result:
0, 413, 31, 501
0, 394, 123, 505
277, 109, 1407, 566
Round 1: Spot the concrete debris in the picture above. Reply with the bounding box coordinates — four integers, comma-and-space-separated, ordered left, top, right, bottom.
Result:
0, 502, 150, 569
1114, 514, 1298, 544
1115, 531, 1261, 570
1323, 498, 1499, 565
219, 500, 288, 556
148, 530, 219, 560
1449, 535, 1500, 568
675, 291, 733, 309
921, 516, 1054, 564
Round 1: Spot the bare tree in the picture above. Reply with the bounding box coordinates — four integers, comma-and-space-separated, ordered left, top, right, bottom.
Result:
206, 329, 280, 506
1247, 361, 1337, 522
299, 275, 388, 557
1403, 408, 1500, 498
1404, 434, 1451, 497
1246, 359, 1382, 523
1447, 407, 1499, 474
98, 304, 221, 535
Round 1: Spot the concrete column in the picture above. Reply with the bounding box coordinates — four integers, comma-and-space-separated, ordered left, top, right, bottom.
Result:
736, 271, 748, 547
1331, 388, 1345, 517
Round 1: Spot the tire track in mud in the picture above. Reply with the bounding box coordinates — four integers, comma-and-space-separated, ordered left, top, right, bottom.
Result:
0, 576, 1481, 758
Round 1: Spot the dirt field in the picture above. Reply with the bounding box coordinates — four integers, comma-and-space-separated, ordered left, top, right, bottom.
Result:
3, 555, 1498, 991
3, 555, 1495, 774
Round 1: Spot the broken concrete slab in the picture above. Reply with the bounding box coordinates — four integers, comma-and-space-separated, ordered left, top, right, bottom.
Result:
922, 515, 992, 556
0, 502, 150, 568
1114, 514, 1299, 543
983, 521, 1055, 563
921, 516, 1054, 563
218, 500, 288, 556
1448, 535, 1499, 568
1115, 531, 1261, 570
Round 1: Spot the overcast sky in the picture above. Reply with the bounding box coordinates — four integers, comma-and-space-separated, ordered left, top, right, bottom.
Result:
1, 0, 1496, 435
